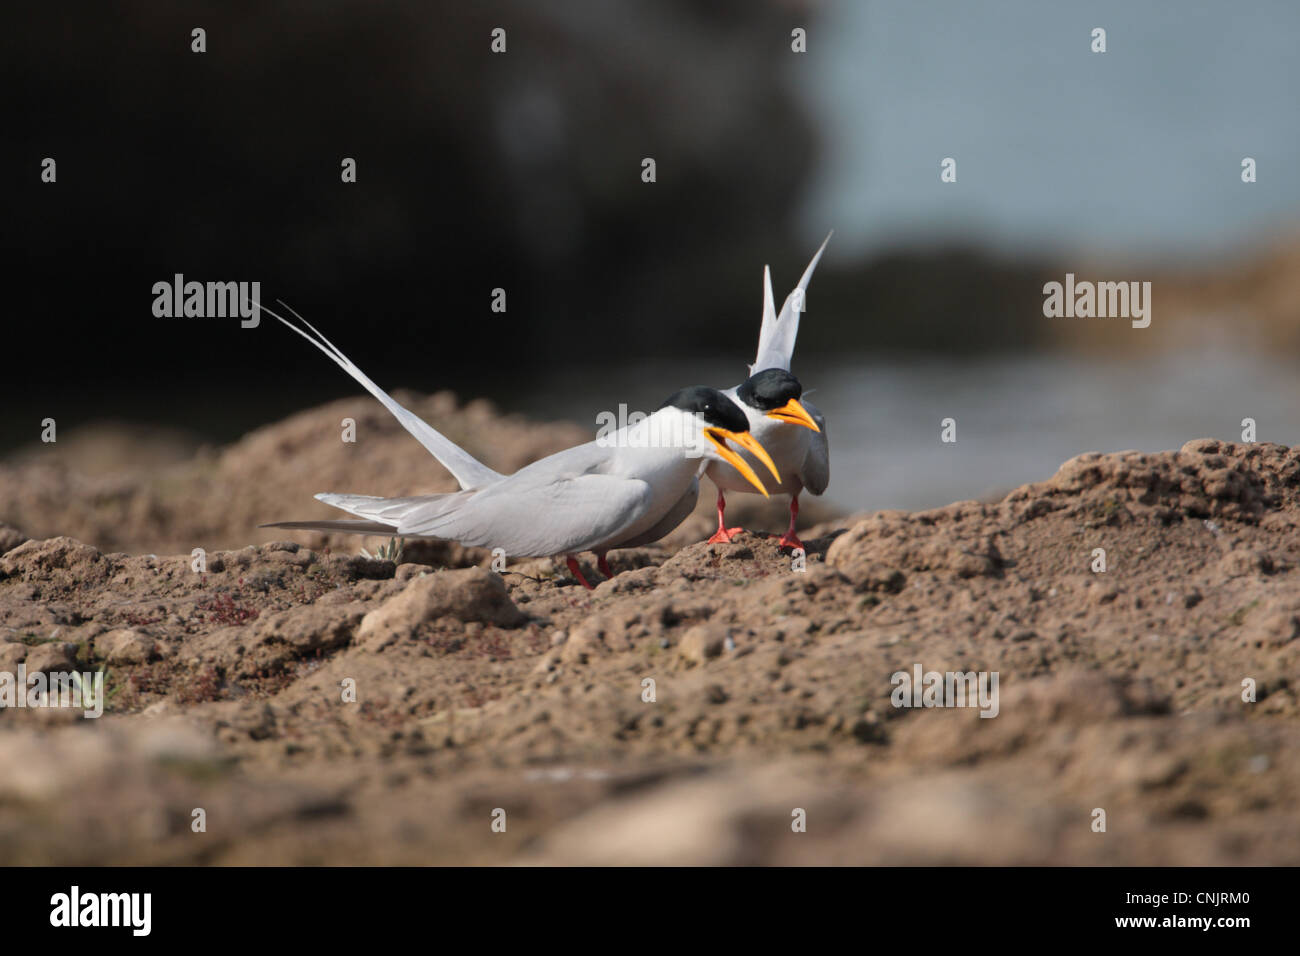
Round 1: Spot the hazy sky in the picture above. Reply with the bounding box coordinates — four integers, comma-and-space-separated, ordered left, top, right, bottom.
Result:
797, 0, 1300, 263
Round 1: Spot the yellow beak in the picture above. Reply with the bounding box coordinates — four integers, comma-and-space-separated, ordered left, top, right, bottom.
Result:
704, 428, 780, 496
765, 398, 820, 432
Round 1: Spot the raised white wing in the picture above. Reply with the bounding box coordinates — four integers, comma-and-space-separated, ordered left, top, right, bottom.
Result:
750, 232, 832, 374
256, 299, 505, 491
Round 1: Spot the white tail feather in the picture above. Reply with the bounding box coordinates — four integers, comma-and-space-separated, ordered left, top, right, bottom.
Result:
255, 299, 505, 491
750, 232, 832, 374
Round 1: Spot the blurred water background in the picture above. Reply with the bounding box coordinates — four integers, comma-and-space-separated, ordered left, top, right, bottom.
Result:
797, 0, 1300, 261
525, 350, 1300, 512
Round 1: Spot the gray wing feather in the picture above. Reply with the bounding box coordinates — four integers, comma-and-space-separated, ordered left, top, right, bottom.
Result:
391, 442, 655, 557
609, 477, 699, 549
262, 492, 476, 537
400, 471, 654, 557
258, 519, 403, 535
316, 491, 474, 525
799, 400, 830, 495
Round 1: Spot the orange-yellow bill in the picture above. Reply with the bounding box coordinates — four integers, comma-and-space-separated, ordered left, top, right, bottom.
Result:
705, 428, 779, 495
765, 398, 820, 432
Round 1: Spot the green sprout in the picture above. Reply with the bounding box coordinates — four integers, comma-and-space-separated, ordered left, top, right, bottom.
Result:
360, 538, 405, 563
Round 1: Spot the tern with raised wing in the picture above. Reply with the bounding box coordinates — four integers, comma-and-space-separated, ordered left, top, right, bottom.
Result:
255, 301, 780, 589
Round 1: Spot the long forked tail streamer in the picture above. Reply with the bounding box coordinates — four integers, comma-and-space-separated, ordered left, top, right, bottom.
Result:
751, 231, 833, 374
254, 299, 505, 491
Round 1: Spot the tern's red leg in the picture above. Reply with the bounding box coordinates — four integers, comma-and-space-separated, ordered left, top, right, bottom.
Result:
596, 550, 613, 578
777, 494, 804, 552
566, 555, 595, 590
706, 490, 745, 544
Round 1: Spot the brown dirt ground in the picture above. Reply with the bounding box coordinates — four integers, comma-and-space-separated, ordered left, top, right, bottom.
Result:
0, 396, 1297, 864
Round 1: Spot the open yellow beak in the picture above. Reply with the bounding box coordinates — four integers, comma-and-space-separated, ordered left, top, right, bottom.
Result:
704, 428, 780, 496
765, 398, 820, 432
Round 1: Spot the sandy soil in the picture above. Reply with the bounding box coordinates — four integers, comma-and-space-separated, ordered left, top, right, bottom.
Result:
0, 396, 1297, 864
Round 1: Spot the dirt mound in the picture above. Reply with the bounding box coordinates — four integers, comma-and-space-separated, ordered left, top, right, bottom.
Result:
1, 410, 1297, 864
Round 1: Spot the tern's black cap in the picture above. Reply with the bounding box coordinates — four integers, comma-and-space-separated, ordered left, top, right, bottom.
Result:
659, 386, 750, 432
736, 368, 802, 411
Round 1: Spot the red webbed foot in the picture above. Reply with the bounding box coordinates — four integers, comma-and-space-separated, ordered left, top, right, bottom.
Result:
777, 532, 805, 552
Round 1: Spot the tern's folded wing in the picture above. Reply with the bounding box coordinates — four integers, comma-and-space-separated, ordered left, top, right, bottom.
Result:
799, 399, 830, 496
609, 477, 699, 549
395, 469, 655, 558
